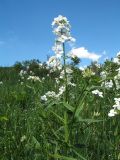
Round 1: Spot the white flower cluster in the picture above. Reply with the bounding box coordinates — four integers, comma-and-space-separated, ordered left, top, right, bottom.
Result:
101, 80, 113, 89
27, 76, 41, 82
47, 56, 62, 70
82, 68, 95, 78
108, 98, 120, 117
41, 86, 65, 102
100, 71, 107, 79
92, 89, 103, 98
59, 67, 75, 85
52, 15, 75, 43
114, 68, 120, 90
19, 70, 27, 77
47, 15, 76, 71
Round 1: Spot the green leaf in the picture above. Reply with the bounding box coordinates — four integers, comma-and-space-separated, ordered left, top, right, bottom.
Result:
77, 118, 103, 123
50, 154, 77, 160
46, 101, 58, 109
51, 111, 64, 123
32, 136, 41, 150
75, 91, 88, 118
0, 116, 8, 121
72, 149, 87, 160
63, 102, 74, 112
64, 111, 69, 143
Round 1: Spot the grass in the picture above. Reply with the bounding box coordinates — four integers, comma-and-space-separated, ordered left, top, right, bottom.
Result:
0, 61, 120, 160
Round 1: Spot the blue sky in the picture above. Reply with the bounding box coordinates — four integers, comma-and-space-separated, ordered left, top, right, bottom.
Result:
0, 0, 120, 66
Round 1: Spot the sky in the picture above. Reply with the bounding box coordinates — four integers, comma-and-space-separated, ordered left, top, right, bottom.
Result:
0, 0, 120, 66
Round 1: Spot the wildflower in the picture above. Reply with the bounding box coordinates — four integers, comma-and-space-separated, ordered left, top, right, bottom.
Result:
66, 67, 73, 74
108, 97, 120, 117
20, 135, 27, 142
94, 63, 100, 68
82, 68, 95, 78
27, 76, 41, 82
101, 80, 113, 89
113, 98, 120, 110
68, 82, 76, 87
42, 77, 45, 81
45, 91, 57, 98
58, 86, 65, 95
19, 70, 27, 76
114, 68, 120, 90
108, 109, 117, 117
92, 89, 103, 98
21, 82, 24, 85
100, 71, 107, 79
0, 81, 3, 85
41, 95, 47, 101
93, 111, 100, 117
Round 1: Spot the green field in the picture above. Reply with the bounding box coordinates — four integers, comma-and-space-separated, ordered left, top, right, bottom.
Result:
0, 58, 120, 160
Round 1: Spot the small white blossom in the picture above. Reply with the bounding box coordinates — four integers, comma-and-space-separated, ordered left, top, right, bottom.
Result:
108, 97, 120, 117
108, 109, 117, 117
101, 80, 113, 89
100, 71, 107, 79
19, 70, 27, 76
92, 89, 103, 98
27, 76, 41, 82
20, 135, 27, 142
41, 95, 47, 101
0, 81, 3, 85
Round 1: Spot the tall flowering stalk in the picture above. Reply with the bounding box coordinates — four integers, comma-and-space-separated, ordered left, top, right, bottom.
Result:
51, 15, 75, 101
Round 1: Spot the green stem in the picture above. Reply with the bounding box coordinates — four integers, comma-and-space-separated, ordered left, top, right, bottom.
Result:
62, 43, 68, 102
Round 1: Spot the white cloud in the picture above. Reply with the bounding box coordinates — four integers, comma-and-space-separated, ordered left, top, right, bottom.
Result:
71, 47, 101, 61
79, 65, 87, 71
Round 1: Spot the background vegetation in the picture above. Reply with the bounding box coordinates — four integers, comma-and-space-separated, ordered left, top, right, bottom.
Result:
0, 59, 120, 160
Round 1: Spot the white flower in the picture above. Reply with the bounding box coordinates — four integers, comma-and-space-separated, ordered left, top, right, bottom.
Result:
113, 57, 120, 64
93, 111, 100, 117
101, 80, 113, 89
58, 86, 65, 95
108, 97, 120, 117
45, 91, 56, 98
68, 82, 76, 87
108, 109, 117, 117
47, 56, 62, 70
52, 15, 69, 27
20, 135, 27, 142
100, 71, 107, 79
66, 67, 73, 74
42, 77, 45, 81
92, 89, 103, 98
94, 63, 100, 68
52, 15, 75, 43
27, 76, 41, 82
117, 51, 120, 56
21, 82, 24, 85
41, 95, 47, 101
0, 81, 3, 85
19, 70, 27, 76
113, 98, 120, 110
